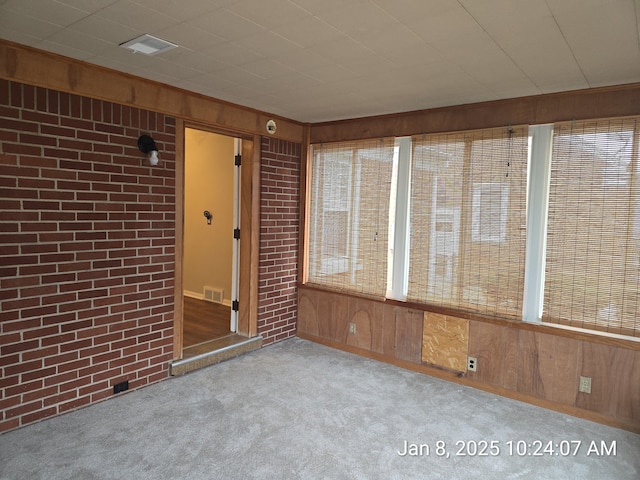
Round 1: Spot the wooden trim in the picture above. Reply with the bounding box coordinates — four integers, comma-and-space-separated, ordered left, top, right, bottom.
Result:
236, 136, 259, 337
249, 135, 261, 337
175, 124, 259, 360
0, 39, 304, 143
297, 331, 640, 433
297, 125, 311, 284
298, 284, 640, 351
310, 83, 640, 143
173, 120, 185, 360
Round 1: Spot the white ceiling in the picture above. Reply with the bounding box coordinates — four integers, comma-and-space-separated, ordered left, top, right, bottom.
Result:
1, 0, 640, 123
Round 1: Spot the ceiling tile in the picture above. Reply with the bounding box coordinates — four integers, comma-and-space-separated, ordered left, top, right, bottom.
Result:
154, 24, 227, 52
0, 9, 63, 39
130, 0, 219, 23
1, 0, 639, 123
273, 15, 343, 49
227, 0, 310, 30
187, 8, 264, 42
0, 0, 89, 27
548, 0, 640, 86
67, 12, 141, 44
93, 0, 177, 33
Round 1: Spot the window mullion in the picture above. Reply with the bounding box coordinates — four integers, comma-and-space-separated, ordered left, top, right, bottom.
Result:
523, 124, 554, 323
388, 137, 411, 300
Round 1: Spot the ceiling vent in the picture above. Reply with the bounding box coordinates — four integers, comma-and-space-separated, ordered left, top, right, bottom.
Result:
119, 34, 177, 56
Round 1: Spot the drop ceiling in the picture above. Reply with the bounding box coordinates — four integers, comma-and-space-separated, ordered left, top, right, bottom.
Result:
1, 0, 639, 123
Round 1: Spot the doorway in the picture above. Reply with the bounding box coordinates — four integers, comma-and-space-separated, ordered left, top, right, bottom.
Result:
173, 120, 260, 363
182, 128, 239, 349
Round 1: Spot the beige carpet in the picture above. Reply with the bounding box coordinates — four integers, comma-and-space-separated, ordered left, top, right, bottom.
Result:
1, 338, 638, 479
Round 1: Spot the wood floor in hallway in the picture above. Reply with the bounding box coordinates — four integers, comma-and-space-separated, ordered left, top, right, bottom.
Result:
183, 297, 232, 347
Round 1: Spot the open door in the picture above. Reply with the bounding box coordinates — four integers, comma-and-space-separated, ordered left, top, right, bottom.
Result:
180, 129, 239, 349
230, 138, 241, 333
173, 121, 258, 361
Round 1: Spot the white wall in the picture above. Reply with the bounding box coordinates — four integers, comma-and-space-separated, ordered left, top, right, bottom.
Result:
183, 128, 235, 304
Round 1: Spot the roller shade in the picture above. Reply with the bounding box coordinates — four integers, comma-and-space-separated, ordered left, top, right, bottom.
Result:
543, 118, 640, 337
407, 126, 529, 318
307, 138, 395, 297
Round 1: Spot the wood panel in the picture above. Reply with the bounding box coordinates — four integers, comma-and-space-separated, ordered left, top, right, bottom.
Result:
578, 342, 640, 420
238, 136, 259, 337
0, 40, 304, 142
297, 286, 640, 431
422, 312, 469, 373
468, 321, 519, 390
297, 289, 319, 336
173, 121, 185, 360
394, 308, 423, 363
534, 333, 582, 406
310, 83, 640, 143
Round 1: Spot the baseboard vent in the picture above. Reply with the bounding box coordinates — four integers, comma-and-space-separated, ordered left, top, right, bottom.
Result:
203, 286, 224, 304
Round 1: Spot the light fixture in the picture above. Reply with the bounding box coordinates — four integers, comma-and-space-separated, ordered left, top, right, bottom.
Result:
138, 135, 159, 166
120, 34, 178, 56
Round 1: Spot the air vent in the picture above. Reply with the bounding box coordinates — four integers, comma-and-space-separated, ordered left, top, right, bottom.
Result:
203, 286, 224, 304
119, 34, 178, 56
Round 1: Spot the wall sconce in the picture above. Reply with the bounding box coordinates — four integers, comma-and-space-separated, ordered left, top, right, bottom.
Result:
138, 135, 159, 166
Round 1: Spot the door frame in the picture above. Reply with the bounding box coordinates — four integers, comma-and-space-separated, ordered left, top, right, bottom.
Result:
173, 120, 260, 360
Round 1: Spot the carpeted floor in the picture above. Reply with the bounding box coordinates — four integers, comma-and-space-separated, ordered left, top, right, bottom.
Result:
1, 338, 638, 480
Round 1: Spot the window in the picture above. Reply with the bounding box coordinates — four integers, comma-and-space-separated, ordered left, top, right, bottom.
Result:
305, 117, 640, 339
543, 118, 640, 336
407, 127, 529, 319
307, 138, 396, 296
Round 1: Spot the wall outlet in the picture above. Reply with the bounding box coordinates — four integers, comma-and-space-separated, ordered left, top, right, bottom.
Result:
467, 356, 477, 372
579, 376, 592, 394
348, 322, 356, 335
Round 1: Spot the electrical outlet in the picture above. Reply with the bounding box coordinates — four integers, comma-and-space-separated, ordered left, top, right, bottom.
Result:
579, 376, 592, 394
467, 356, 477, 372
348, 322, 356, 335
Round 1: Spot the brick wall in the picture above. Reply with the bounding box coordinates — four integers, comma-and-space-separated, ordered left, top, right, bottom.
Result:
258, 137, 300, 345
0, 80, 176, 432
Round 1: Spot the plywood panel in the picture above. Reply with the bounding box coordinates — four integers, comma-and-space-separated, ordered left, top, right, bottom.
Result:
422, 312, 469, 372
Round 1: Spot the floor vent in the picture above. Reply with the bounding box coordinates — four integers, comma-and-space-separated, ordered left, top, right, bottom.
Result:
203, 286, 223, 304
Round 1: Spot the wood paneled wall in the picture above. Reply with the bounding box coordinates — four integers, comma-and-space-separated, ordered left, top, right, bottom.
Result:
297, 286, 640, 433
310, 82, 640, 143
0, 40, 305, 143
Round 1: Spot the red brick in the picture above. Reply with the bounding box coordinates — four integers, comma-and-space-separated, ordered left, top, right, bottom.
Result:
1, 81, 178, 432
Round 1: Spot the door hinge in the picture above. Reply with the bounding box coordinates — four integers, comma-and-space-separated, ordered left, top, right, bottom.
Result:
233, 228, 240, 239
234, 154, 241, 166
232, 300, 239, 312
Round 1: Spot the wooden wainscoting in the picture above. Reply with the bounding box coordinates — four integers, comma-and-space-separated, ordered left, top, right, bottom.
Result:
297, 285, 640, 433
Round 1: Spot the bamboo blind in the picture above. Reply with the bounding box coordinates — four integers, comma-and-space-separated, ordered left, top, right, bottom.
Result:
307, 138, 395, 297
407, 126, 529, 318
543, 118, 640, 337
